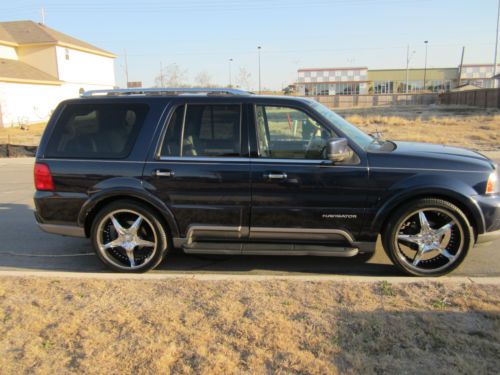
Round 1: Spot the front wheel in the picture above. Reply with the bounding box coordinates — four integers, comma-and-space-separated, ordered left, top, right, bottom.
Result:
382, 198, 473, 276
91, 200, 168, 272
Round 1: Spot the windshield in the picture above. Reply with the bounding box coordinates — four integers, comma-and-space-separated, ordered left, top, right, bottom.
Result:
308, 101, 374, 149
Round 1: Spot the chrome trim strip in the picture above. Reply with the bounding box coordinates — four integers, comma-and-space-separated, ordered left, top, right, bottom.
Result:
38, 223, 86, 238
157, 156, 249, 163
185, 225, 249, 245
249, 227, 355, 243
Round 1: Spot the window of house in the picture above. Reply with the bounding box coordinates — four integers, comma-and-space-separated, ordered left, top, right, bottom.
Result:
255, 105, 333, 159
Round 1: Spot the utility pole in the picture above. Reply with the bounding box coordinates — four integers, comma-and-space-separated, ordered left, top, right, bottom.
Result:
493, 0, 500, 88
124, 49, 129, 87
423, 40, 429, 92
228, 58, 233, 87
40, 7, 45, 24
405, 45, 415, 93
258, 46, 262, 94
458, 46, 465, 88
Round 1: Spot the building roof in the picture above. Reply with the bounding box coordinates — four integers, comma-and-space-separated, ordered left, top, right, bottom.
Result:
0, 20, 115, 58
0, 58, 61, 84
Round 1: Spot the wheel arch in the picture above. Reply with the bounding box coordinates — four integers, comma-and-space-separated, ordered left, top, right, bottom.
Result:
79, 189, 179, 239
372, 188, 485, 240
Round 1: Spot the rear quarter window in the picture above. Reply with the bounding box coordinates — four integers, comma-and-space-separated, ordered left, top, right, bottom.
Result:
45, 103, 149, 159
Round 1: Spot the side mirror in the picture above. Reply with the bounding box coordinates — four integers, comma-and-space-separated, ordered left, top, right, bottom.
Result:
327, 138, 350, 162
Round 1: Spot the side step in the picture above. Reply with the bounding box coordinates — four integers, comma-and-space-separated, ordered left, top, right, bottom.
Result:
182, 242, 359, 257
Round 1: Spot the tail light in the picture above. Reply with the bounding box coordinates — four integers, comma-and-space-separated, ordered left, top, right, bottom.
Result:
34, 163, 54, 191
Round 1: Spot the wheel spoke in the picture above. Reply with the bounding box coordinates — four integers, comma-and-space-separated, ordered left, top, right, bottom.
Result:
435, 222, 453, 238
398, 233, 422, 245
125, 249, 136, 267
412, 245, 426, 266
418, 211, 431, 232
438, 248, 456, 262
129, 215, 143, 234
111, 215, 125, 235
101, 238, 122, 250
135, 238, 155, 248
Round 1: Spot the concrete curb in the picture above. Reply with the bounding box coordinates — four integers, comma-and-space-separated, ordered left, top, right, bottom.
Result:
0, 270, 498, 284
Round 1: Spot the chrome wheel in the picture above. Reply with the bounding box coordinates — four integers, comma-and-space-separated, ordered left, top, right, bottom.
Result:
96, 209, 157, 270
394, 208, 465, 274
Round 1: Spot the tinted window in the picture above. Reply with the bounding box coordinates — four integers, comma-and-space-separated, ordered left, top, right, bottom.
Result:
256, 105, 333, 159
160, 104, 241, 157
46, 103, 148, 159
160, 105, 185, 157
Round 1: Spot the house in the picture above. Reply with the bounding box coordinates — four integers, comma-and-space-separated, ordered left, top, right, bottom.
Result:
0, 20, 116, 128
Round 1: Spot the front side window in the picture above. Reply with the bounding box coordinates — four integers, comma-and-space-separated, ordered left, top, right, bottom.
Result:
160, 104, 241, 158
255, 105, 333, 159
46, 103, 148, 159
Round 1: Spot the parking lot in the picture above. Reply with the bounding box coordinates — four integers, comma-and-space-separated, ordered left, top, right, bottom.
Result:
0, 157, 498, 277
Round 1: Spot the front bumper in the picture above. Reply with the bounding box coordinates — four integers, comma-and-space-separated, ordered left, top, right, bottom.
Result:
474, 193, 500, 245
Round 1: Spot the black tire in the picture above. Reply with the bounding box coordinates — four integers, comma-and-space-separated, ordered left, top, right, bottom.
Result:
91, 200, 168, 273
382, 198, 473, 277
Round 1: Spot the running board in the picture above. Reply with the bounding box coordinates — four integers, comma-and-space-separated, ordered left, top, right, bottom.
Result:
182, 242, 359, 257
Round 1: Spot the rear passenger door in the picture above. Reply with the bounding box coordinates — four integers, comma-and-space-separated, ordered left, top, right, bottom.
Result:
142, 100, 251, 248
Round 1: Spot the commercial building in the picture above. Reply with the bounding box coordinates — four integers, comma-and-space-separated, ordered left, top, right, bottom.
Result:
0, 20, 116, 128
296, 64, 500, 96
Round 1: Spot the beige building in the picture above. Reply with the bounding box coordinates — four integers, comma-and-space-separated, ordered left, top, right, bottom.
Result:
297, 65, 500, 96
0, 20, 116, 128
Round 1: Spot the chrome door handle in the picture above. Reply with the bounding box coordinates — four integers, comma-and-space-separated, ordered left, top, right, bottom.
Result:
153, 169, 175, 177
265, 172, 287, 180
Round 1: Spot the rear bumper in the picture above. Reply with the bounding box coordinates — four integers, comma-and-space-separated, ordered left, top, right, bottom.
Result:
35, 211, 86, 238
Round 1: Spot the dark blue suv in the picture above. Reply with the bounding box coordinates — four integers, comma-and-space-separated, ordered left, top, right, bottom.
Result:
33, 88, 500, 275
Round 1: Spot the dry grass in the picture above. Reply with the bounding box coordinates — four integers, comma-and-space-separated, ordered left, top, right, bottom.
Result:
0, 277, 498, 374
0, 122, 46, 146
338, 105, 500, 151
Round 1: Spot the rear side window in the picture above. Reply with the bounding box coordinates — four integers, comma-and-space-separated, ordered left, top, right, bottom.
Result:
160, 104, 241, 158
45, 103, 149, 159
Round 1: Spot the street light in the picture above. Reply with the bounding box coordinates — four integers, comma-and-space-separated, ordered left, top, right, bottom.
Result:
423, 40, 429, 92
228, 58, 233, 87
257, 46, 262, 94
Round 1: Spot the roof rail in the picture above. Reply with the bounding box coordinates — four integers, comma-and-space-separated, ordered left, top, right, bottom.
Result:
81, 87, 252, 97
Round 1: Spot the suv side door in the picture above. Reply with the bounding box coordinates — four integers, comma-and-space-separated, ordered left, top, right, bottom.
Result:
142, 99, 251, 249
248, 101, 369, 246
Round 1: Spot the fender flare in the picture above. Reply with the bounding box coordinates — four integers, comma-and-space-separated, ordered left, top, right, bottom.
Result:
78, 183, 180, 238
370, 176, 486, 234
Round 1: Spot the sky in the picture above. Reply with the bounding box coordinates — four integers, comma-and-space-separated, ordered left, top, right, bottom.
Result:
0, 0, 499, 90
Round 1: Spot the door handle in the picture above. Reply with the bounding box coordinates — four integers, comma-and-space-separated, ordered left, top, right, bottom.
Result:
153, 169, 175, 177
264, 172, 287, 181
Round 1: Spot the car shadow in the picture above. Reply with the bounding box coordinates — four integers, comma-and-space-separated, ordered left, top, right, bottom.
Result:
0, 202, 400, 276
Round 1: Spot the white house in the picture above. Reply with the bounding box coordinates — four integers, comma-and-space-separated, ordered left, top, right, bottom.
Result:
0, 20, 116, 128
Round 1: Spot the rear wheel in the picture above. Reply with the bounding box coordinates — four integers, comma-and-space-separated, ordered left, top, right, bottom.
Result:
91, 201, 168, 272
382, 198, 473, 276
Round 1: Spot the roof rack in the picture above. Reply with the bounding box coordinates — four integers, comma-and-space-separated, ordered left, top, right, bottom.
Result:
81, 87, 252, 97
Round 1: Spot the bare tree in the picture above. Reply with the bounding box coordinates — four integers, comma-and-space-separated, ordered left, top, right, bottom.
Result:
154, 63, 188, 87
236, 67, 252, 90
194, 71, 213, 87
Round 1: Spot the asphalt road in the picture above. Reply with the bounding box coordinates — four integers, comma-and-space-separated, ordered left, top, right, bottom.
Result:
0, 157, 498, 277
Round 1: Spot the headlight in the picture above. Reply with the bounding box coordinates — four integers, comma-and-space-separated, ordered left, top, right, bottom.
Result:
486, 170, 499, 194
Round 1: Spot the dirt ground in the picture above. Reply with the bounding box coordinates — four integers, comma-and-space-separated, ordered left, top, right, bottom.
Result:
337, 105, 500, 151
0, 277, 498, 374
